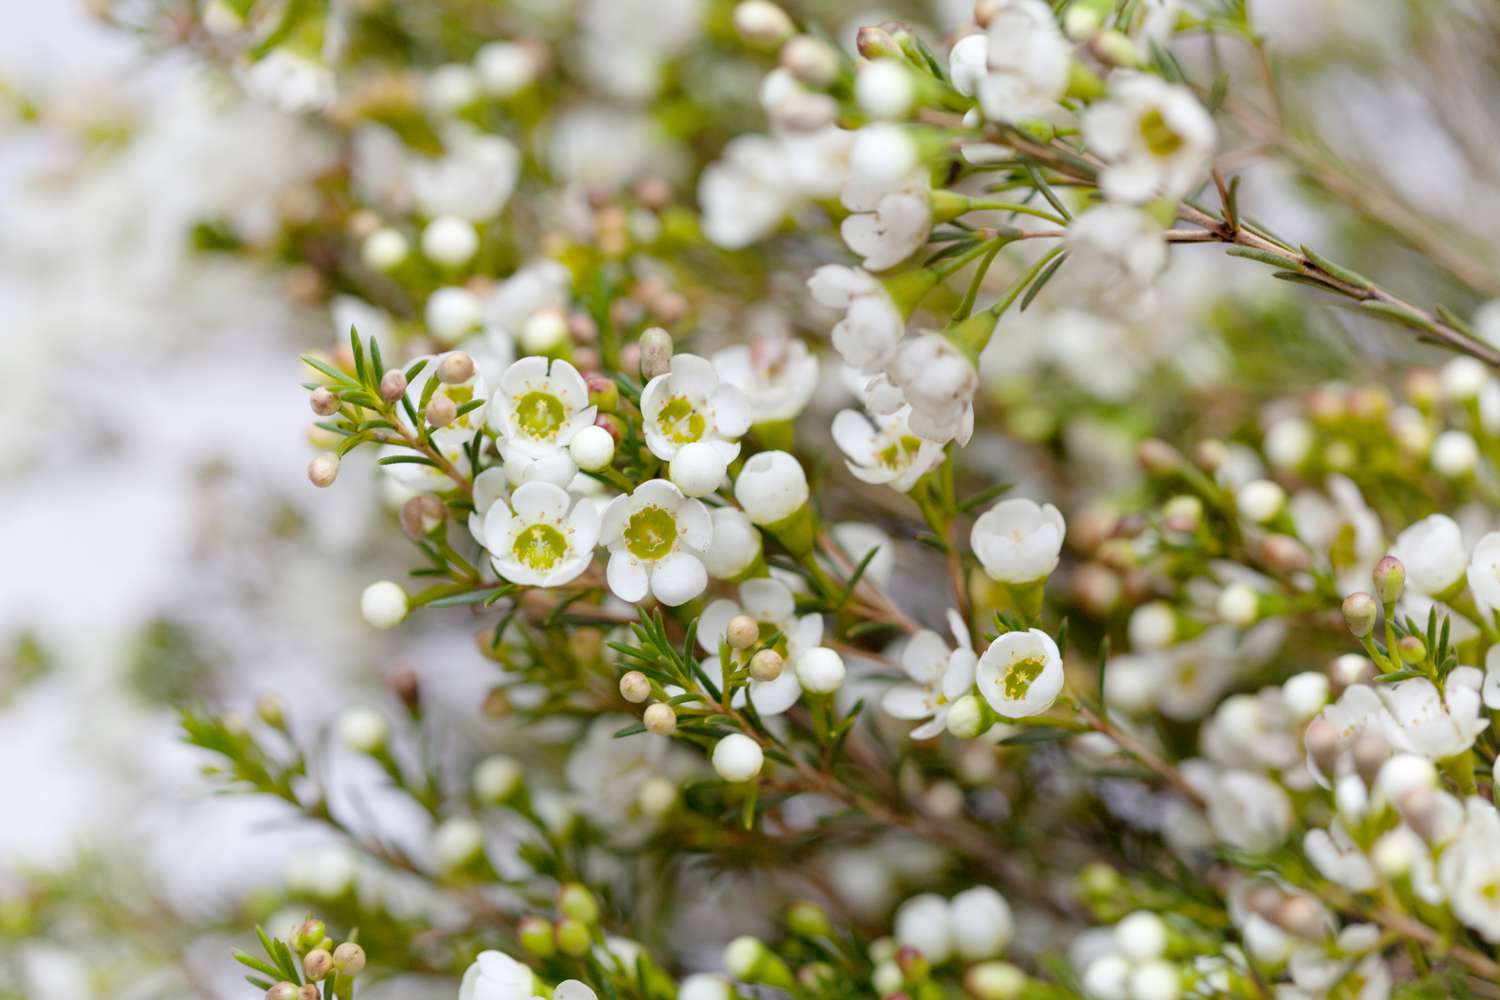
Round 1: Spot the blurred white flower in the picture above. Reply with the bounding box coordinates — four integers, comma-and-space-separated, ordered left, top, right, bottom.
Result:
1084, 73, 1215, 204
882, 610, 978, 739
971, 498, 1066, 584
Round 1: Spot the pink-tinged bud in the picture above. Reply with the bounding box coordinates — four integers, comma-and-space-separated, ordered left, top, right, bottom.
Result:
266, 985, 299, 1000
308, 452, 340, 488
400, 495, 447, 538
389, 668, 420, 711
569, 310, 600, 344
1193, 438, 1227, 472
310, 387, 340, 416
856, 24, 899, 59
426, 394, 458, 428
1373, 556, 1405, 604
1243, 883, 1285, 921
1397, 635, 1425, 665
1137, 438, 1182, 475
594, 412, 625, 444
1399, 786, 1440, 842
379, 369, 408, 403
586, 373, 619, 412
437, 351, 475, 385
303, 949, 333, 982
638, 326, 674, 379
1341, 592, 1377, 637
780, 35, 840, 87
298, 986, 319, 1000
1352, 729, 1389, 787
895, 946, 929, 980
1258, 534, 1310, 573
1274, 895, 1326, 940
631, 177, 673, 212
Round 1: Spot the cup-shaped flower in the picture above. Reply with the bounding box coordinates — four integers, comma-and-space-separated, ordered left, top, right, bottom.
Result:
712, 336, 819, 423
971, 498, 1066, 584
1376, 670, 1485, 761
882, 610, 978, 739
976, 0, 1071, 124
1083, 72, 1215, 204
1467, 532, 1500, 623
1389, 514, 1466, 597
976, 628, 1063, 718
807, 265, 904, 375
640, 353, 751, 463
833, 406, 945, 493
483, 481, 599, 587
458, 950, 535, 1000
600, 479, 711, 606
701, 506, 763, 580
734, 451, 809, 526
840, 173, 931, 272
489, 356, 597, 459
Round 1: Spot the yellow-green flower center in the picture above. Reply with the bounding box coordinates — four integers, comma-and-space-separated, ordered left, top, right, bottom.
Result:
656, 396, 706, 445
876, 434, 923, 470
1139, 107, 1183, 158
624, 505, 678, 561
516, 390, 566, 440
512, 523, 569, 571
1001, 655, 1047, 700
446, 385, 477, 428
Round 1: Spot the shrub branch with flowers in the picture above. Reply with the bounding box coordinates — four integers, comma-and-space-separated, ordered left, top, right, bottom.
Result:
52, 0, 1500, 998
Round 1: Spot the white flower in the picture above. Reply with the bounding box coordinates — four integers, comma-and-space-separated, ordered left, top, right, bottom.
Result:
553, 983, 598, 1000
411, 127, 520, 222
1467, 531, 1500, 623
488, 356, 597, 460
1438, 798, 1500, 942
422, 215, 479, 267
881, 334, 979, 445
1064, 205, 1168, 316
855, 60, 915, 120
882, 610, 978, 739
840, 172, 931, 272
1389, 513, 1466, 596
427, 286, 483, 343
848, 124, 917, 189
894, 893, 954, 963
712, 335, 819, 422
975, 1, 1071, 124
1304, 820, 1377, 892
833, 407, 946, 492
1376, 670, 1485, 760
712, 733, 764, 781
948, 33, 989, 99
699, 577, 822, 716
337, 707, 388, 752
949, 886, 1014, 960
808, 265, 905, 374
734, 451, 809, 525
432, 816, 485, 870
640, 353, 751, 464
600, 479, 711, 606
796, 646, 847, 694
475, 42, 539, 97
971, 498, 1067, 584
1083, 73, 1215, 204
699, 127, 852, 248
459, 951, 535, 1000
702, 506, 763, 580
483, 481, 600, 587
1205, 769, 1292, 852
678, 974, 732, 1000
360, 582, 408, 630
241, 50, 336, 114
976, 628, 1064, 718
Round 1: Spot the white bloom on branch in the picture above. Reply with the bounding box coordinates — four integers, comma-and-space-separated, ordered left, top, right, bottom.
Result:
882, 610, 978, 739
880, 333, 979, 445
808, 265, 905, 374
1083, 73, 1215, 204
699, 126, 850, 248
1466, 531, 1500, 623
971, 498, 1067, 584
712, 335, 819, 422
483, 481, 600, 587
699, 577, 822, 716
640, 353, 751, 465
488, 356, 597, 460
972, 2, 1072, 125
976, 628, 1063, 718
1375, 670, 1485, 761
459, 950, 535, 1000
411, 127, 520, 222
1064, 205, 1168, 316
600, 479, 711, 606
832, 406, 946, 492
1389, 513, 1466, 597
840, 172, 931, 272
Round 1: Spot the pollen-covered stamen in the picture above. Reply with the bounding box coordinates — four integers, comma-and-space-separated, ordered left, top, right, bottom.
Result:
515, 389, 566, 440
1001, 655, 1047, 701
875, 433, 923, 470
624, 505, 678, 561
655, 396, 707, 445
1138, 107, 1183, 157
512, 522, 569, 571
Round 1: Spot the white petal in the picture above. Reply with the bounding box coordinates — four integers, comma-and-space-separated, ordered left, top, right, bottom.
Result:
511, 480, 571, 522
882, 684, 935, 720
651, 551, 708, 606
607, 552, 650, 602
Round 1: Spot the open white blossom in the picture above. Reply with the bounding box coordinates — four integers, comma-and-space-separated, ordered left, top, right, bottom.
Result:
1084, 73, 1215, 204
411, 126, 520, 221
600, 479, 711, 606
712, 335, 819, 422
699, 577, 823, 716
488, 356, 597, 460
640, 353, 751, 465
882, 610, 978, 739
972, 2, 1072, 124
832, 406, 945, 492
808, 265, 905, 374
1389, 513, 1466, 597
840, 172, 931, 271
483, 481, 600, 587
976, 628, 1063, 718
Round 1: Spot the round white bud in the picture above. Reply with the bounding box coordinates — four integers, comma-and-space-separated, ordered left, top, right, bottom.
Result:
337, 707, 388, 753
437, 351, 476, 385
425, 286, 481, 344
1264, 418, 1312, 469
520, 308, 569, 354
849, 123, 917, 187
1281, 671, 1329, 719
1082, 955, 1130, 1000
1371, 830, 1415, 878
473, 755, 523, 804
431, 816, 484, 870
781, 34, 840, 86
1431, 430, 1479, 477
308, 451, 340, 488
749, 648, 784, 682
1128, 960, 1181, 1000
712, 733, 765, 782
1215, 583, 1259, 627
362, 228, 408, 270
872, 960, 903, 996
619, 670, 651, 704
950, 886, 1014, 960
425, 63, 479, 113
569, 424, 616, 471
724, 937, 764, 979
946, 693, 986, 739
795, 646, 846, 694
1442, 356, 1489, 401
643, 702, 677, 735
726, 614, 760, 651
1116, 911, 1167, 961
669, 440, 729, 497
421, 216, 478, 267
475, 42, 537, 97
894, 892, 954, 963
732, 1, 794, 47
1128, 601, 1176, 650
637, 775, 678, 817
734, 450, 809, 524
360, 580, 409, 629
1374, 753, 1436, 807
1236, 479, 1285, 524
702, 506, 762, 579
855, 60, 914, 120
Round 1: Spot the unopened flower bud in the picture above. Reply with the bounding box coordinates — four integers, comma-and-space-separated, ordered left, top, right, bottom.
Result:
482, 686, 512, 717
726, 614, 760, 650
1397, 635, 1425, 665
362, 228, 408, 270
266, 983, 299, 1000
1398, 786, 1441, 842
1352, 728, 1390, 787
437, 351, 475, 385
1237, 479, 1285, 524
518, 916, 555, 957
558, 881, 600, 924
379, 368, 408, 403
308, 452, 340, 488
1372, 555, 1405, 604
638, 327, 673, 379
400, 494, 447, 538
1243, 883, 1284, 921
303, 949, 333, 982
945, 693, 988, 739
965, 961, 1027, 1000
1274, 895, 1325, 940
1137, 438, 1182, 475
310, 386, 340, 416
556, 918, 592, 957
332, 942, 365, 977
619, 670, 651, 704
521, 307, 570, 355
426, 393, 458, 428
292, 919, 327, 954
1258, 533, 1310, 574
390, 668, 420, 711
1161, 494, 1201, 533
1193, 438, 1227, 472
1304, 717, 1340, 779
1328, 653, 1375, 689
780, 34, 840, 87
473, 754, 522, 804
749, 648, 784, 682
713, 733, 765, 781
298, 986, 318, 1000
787, 900, 831, 938
733, 0, 794, 48
1341, 592, 1377, 637
361, 581, 408, 629
644, 701, 677, 735
585, 372, 619, 412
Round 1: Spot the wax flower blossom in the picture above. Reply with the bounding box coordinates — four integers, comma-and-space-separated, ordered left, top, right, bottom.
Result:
966, 1, 1072, 125
832, 405, 946, 492
1466, 530, 1500, 621
699, 577, 823, 715
600, 479, 711, 606
882, 610, 979, 739
488, 356, 597, 462
807, 264, 905, 375
1375, 670, 1486, 760
976, 628, 1064, 718
1063, 205, 1169, 316
971, 498, 1066, 584
1083, 72, 1216, 204
483, 481, 600, 587
712, 334, 820, 423
640, 353, 752, 466
839, 172, 931, 272
1389, 513, 1467, 597
411, 126, 521, 221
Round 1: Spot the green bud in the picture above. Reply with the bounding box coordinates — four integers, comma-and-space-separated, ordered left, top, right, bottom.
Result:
1398, 635, 1426, 665
966, 961, 1028, 1000
945, 693, 992, 739
786, 901, 831, 938
292, 919, 327, 955
1341, 592, 1377, 638
724, 936, 796, 990
266, 983, 299, 1000
585, 372, 619, 412
1373, 556, 1405, 604
1079, 862, 1122, 901
555, 918, 592, 957
518, 916, 556, 957
558, 881, 601, 925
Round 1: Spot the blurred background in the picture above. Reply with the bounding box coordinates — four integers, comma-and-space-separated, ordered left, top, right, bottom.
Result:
4, 0, 1499, 997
